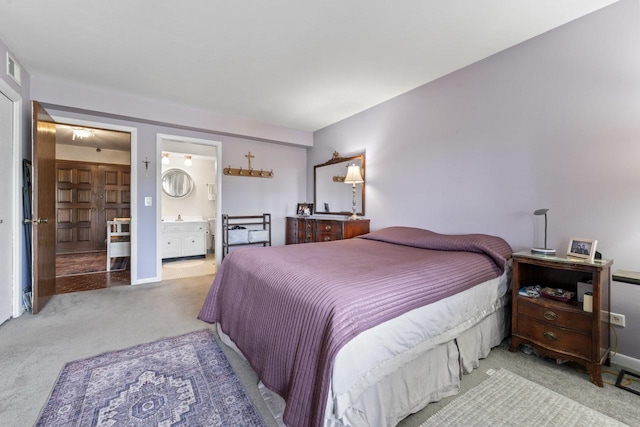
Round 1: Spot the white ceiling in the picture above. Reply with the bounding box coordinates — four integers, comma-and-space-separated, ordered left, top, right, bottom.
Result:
0, 1, 619, 132
56, 124, 131, 152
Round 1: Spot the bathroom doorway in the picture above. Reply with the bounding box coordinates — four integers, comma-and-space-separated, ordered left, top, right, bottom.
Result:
157, 134, 221, 281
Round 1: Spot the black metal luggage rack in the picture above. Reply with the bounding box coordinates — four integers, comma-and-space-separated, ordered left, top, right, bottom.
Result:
221, 213, 271, 260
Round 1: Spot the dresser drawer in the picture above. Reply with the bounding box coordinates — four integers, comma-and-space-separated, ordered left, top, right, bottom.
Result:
316, 221, 343, 242
517, 316, 591, 358
301, 221, 315, 242
518, 298, 591, 334
286, 217, 369, 245
317, 231, 342, 242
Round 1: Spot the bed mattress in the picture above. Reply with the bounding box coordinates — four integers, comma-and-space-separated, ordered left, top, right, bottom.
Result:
218, 265, 510, 426
203, 227, 513, 426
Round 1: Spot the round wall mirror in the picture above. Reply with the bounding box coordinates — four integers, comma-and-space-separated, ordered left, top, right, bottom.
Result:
162, 168, 194, 198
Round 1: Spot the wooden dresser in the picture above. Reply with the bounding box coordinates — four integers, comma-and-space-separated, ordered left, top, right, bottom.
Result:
286, 216, 370, 244
509, 251, 612, 386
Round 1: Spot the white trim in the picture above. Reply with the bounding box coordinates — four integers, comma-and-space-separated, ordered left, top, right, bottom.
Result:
156, 133, 223, 281
6, 52, 21, 86
49, 115, 139, 284
133, 276, 160, 285
611, 352, 640, 373
0, 78, 23, 319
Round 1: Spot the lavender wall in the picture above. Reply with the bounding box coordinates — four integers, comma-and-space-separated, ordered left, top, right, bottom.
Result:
312, 0, 640, 361
37, 104, 307, 281
31, 74, 312, 147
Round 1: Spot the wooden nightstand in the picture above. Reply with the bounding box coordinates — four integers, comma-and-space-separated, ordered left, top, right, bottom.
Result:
509, 251, 612, 386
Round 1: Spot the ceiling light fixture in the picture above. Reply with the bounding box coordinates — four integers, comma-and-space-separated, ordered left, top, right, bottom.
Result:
184, 155, 192, 166
72, 128, 95, 140
162, 153, 170, 165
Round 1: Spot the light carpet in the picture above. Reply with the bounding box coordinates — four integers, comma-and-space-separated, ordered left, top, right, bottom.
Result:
420, 368, 627, 427
36, 330, 266, 427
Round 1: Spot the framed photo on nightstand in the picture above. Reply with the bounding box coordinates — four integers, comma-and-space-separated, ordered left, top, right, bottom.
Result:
567, 237, 597, 262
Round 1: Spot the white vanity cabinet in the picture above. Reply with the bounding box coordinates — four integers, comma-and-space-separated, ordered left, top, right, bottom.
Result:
161, 221, 207, 259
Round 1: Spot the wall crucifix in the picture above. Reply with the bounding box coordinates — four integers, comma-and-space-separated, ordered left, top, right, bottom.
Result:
245, 152, 255, 169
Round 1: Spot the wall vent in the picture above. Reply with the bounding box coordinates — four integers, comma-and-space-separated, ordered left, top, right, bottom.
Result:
6, 52, 21, 86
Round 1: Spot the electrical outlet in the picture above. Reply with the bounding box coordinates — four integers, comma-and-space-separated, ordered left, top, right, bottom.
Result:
610, 312, 626, 327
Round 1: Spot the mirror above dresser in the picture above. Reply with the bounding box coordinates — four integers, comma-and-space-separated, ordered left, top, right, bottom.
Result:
314, 152, 365, 216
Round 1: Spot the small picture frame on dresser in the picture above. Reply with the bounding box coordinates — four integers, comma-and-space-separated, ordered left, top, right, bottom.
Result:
296, 203, 313, 217
567, 237, 597, 262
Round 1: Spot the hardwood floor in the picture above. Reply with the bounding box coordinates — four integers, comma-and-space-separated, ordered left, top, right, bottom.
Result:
55, 251, 130, 294
55, 269, 130, 294
54, 253, 216, 294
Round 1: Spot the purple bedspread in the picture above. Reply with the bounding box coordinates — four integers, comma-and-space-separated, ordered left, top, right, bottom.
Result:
198, 227, 512, 427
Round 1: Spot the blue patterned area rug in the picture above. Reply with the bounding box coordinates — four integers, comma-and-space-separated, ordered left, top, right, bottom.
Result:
37, 330, 266, 426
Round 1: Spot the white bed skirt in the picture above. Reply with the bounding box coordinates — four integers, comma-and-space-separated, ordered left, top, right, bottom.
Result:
218, 267, 511, 427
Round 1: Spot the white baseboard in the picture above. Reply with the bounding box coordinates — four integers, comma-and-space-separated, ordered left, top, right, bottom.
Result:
611, 353, 640, 373
132, 277, 160, 285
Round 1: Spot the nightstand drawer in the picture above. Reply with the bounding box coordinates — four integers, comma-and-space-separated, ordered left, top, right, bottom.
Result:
518, 298, 591, 334
518, 317, 591, 358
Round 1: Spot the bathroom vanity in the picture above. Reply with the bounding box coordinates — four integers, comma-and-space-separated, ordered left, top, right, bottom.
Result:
161, 219, 207, 259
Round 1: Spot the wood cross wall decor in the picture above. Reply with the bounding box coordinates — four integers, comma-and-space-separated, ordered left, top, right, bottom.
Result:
245, 152, 255, 169
223, 151, 274, 178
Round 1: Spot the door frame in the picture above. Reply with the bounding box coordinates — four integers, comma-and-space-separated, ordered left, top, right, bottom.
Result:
156, 133, 222, 279
0, 78, 23, 318
50, 115, 139, 283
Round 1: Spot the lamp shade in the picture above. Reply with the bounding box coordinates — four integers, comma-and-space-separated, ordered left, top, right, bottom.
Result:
344, 164, 363, 184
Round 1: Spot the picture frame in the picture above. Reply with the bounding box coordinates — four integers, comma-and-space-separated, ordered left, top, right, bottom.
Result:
296, 203, 313, 217
567, 237, 597, 262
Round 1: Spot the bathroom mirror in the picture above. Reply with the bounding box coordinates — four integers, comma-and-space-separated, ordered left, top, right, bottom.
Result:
162, 168, 194, 198
314, 153, 365, 216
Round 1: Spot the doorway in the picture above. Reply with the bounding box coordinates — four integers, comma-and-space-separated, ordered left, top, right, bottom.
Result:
0, 90, 15, 323
0, 78, 22, 321
156, 134, 222, 281
53, 123, 132, 294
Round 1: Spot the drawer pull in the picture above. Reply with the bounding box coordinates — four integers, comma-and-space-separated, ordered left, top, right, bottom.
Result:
543, 311, 557, 321
543, 331, 557, 341
307, 224, 311, 228
306, 234, 311, 239
324, 236, 331, 241
325, 225, 331, 231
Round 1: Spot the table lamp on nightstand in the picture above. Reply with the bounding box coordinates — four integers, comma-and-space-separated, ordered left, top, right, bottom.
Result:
531, 208, 556, 255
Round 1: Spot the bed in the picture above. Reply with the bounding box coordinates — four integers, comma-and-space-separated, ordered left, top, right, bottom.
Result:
198, 226, 513, 427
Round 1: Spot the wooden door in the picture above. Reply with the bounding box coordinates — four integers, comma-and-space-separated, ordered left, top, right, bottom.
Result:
98, 164, 130, 247
32, 101, 56, 314
55, 161, 99, 253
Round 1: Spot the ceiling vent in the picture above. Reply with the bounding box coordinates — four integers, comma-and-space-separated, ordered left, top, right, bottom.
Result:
6, 52, 21, 86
